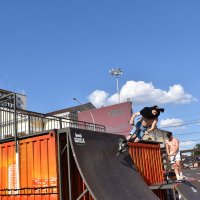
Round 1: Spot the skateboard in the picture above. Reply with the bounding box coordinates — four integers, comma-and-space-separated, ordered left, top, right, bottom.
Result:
116, 138, 128, 156
116, 125, 144, 156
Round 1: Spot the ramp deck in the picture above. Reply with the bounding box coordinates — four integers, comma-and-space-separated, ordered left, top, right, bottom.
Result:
175, 180, 200, 200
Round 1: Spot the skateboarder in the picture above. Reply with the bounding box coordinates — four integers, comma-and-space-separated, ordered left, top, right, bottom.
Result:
117, 105, 164, 155
166, 132, 183, 182
127, 105, 165, 142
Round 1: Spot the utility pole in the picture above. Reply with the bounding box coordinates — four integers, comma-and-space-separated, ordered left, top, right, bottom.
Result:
73, 98, 95, 124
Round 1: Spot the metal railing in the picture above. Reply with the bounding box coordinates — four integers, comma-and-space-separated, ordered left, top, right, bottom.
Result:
0, 93, 105, 141
181, 148, 200, 168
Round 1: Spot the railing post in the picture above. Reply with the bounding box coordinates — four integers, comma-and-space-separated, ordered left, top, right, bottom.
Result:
13, 94, 18, 151
13, 93, 20, 192
59, 117, 62, 129
42, 116, 44, 131
0, 107, 2, 139
28, 114, 31, 134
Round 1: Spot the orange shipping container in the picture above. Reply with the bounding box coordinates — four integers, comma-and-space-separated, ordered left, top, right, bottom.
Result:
129, 142, 164, 185
0, 131, 58, 200
0, 129, 164, 200
0, 130, 93, 200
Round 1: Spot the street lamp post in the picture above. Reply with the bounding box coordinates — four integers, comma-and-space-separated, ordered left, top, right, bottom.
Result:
109, 68, 123, 103
73, 98, 95, 125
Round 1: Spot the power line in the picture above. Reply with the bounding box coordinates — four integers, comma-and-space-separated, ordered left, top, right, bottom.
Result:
171, 112, 200, 119
176, 131, 200, 136
160, 119, 200, 129
181, 139, 200, 143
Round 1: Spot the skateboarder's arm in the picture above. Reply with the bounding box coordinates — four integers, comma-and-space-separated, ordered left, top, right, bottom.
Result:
129, 111, 140, 125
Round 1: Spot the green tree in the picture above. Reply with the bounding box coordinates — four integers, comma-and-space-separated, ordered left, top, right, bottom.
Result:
193, 143, 200, 156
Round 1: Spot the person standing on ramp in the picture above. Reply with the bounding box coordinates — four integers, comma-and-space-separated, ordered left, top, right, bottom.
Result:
166, 132, 183, 182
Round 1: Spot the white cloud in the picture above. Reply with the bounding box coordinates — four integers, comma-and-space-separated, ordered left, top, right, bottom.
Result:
180, 141, 195, 147
160, 118, 185, 129
88, 90, 109, 108
88, 80, 196, 108
179, 141, 198, 151
196, 121, 200, 126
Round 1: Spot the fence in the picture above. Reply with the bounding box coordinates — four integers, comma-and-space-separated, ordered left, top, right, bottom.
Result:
0, 93, 105, 141
181, 148, 200, 168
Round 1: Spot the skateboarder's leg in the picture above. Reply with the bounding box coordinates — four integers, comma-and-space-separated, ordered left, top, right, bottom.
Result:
126, 124, 137, 140
128, 121, 147, 143
126, 134, 137, 142
132, 128, 146, 143
134, 137, 140, 143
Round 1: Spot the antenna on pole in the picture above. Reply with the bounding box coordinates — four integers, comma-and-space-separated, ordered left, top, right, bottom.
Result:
14, 80, 16, 92
5, 75, 8, 89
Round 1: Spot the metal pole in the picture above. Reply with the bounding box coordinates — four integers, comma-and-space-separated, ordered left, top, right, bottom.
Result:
116, 77, 120, 103
76, 189, 88, 200
109, 68, 122, 104
14, 93, 17, 149
0, 106, 1, 139
73, 98, 95, 125
57, 132, 63, 200
14, 93, 20, 192
67, 132, 72, 200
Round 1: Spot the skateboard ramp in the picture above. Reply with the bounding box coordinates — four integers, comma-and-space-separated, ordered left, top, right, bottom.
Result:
175, 180, 200, 200
69, 128, 158, 200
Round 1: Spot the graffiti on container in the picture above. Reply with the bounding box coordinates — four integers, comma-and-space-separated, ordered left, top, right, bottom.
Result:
8, 164, 18, 194
32, 177, 57, 193
74, 132, 85, 144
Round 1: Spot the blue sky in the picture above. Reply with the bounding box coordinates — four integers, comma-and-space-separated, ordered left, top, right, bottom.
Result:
0, 1, 200, 149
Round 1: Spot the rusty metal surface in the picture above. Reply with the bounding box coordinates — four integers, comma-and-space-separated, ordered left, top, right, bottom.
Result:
0, 131, 58, 199
129, 142, 164, 185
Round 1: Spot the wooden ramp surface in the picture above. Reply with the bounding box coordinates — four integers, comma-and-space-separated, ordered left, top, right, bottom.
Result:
69, 128, 159, 200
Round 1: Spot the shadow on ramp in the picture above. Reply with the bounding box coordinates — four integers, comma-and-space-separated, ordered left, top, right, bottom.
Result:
69, 128, 158, 200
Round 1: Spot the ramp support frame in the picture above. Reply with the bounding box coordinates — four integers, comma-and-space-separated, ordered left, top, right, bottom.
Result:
76, 188, 88, 200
